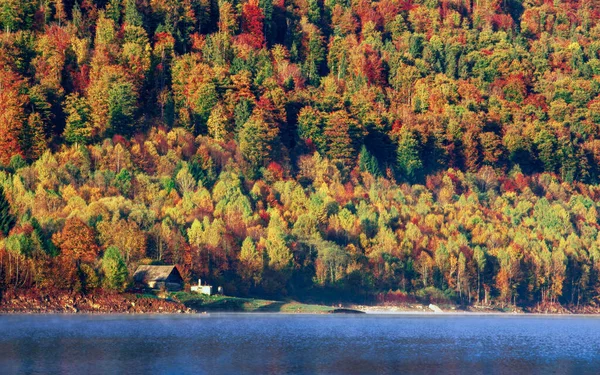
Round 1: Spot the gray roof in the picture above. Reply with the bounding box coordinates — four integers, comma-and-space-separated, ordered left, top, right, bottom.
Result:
133, 265, 182, 282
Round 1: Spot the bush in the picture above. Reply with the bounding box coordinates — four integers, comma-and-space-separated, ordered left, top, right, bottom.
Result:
416, 287, 457, 304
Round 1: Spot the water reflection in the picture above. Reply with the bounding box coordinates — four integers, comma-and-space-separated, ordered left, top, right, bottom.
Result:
0, 314, 599, 374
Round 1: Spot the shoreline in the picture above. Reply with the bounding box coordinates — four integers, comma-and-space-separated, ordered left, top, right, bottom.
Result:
3, 310, 600, 317
2, 290, 599, 315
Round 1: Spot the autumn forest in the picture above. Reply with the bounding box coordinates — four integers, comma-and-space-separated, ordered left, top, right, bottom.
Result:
2, 0, 600, 309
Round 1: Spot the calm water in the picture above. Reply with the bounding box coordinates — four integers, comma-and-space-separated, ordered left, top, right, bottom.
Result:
0, 314, 599, 374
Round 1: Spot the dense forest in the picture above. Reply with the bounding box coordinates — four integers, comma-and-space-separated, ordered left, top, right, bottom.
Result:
1, 0, 600, 308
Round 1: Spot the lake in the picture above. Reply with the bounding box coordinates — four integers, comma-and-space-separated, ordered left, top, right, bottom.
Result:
0, 314, 599, 374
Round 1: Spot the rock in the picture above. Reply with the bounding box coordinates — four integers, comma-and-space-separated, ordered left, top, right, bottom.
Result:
429, 304, 443, 313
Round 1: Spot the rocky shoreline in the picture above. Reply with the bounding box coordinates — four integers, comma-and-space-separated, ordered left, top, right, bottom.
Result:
0, 290, 190, 314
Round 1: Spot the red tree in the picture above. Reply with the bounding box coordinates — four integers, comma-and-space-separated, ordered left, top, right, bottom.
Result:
240, 0, 265, 49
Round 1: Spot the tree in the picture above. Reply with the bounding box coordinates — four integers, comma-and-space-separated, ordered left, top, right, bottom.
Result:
265, 212, 292, 271
52, 217, 100, 264
239, 237, 262, 287
0, 0, 35, 31
207, 103, 231, 142
324, 111, 362, 173
87, 66, 139, 138
218, 1, 237, 35
125, 0, 143, 26
107, 81, 138, 136
359, 145, 382, 176
0, 186, 15, 237
63, 93, 93, 144
102, 246, 128, 291
97, 219, 146, 266
239, 110, 280, 176
172, 56, 218, 134
297, 106, 325, 152
0, 70, 26, 165
474, 246, 487, 304
240, 0, 265, 49
396, 128, 423, 183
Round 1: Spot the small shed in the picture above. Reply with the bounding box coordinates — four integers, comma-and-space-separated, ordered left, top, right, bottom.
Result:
190, 279, 214, 295
133, 265, 184, 291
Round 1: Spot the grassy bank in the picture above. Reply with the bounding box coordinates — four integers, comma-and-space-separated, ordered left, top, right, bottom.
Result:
171, 292, 337, 313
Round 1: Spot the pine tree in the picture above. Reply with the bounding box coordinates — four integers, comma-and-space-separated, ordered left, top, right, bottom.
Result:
396, 128, 423, 183
124, 0, 143, 26
0, 186, 15, 236
359, 145, 381, 176
107, 81, 137, 136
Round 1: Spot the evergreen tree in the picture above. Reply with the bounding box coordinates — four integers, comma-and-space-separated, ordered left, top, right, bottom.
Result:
397, 128, 424, 183
359, 145, 382, 177
0, 186, 15, 236
125, 0, 143, 27
107, 81, 137, 136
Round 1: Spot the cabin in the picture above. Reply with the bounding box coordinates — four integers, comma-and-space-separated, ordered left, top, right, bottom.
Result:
133, 265, 184, 291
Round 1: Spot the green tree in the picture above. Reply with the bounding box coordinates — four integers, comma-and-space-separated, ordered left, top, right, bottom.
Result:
108, 81, 137, 136
102, 246, 128, 291
125, 0, 143, 26
297, 106, 325, 152
359, 145, 382, 176
266, 212, 292, 271
0, 186, 15, 236
396, 128, 423, 183
63, 94, 93, 145
239, 237, 262, 287
239, 113, 279, 176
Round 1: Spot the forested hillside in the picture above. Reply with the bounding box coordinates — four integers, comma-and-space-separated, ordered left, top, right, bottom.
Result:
2, 0, 600, 308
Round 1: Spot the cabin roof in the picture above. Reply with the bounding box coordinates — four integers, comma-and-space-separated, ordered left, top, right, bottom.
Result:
133, 265, 182, 283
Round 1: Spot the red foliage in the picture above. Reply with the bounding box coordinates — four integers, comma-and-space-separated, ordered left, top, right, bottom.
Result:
258, 209, 270, 223
376, 290, 417, 304
398, 0, 416, 12
492, 14, 514, 31
501, 177, 518, 193
376, 0, 402, 26
514, 173, 529, 191
426, 174, 443, 192
523, 94, 548, 112
240, 0, 265, 49
112, 134, 130, 147
267, 161, 284, 180
362, 45, 384, 86
353, 0, 383, 29
71, 64, 91, 93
